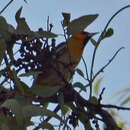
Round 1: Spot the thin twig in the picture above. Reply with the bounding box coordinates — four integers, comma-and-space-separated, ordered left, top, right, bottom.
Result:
93, 47, 125, 81
97, 5, 130, 46
101, 104, 130, 111
98, 88, 105, 104
89, 5, 130, 99
44, 105, 60, 122
61, 21, 67, 41
47, 16, 50, 32
94, 115, 103, 122
34, 105, 61, 130
89, 47, 96, 99
81, 56, 89, 81
0, 0, 14, 15
62, 117, 70, 130
44, 16, 50, 47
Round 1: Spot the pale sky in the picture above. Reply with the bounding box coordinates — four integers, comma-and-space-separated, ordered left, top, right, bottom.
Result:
1, 0, 130, 129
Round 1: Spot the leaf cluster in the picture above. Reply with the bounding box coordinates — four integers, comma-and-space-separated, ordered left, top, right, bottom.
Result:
0, 5, 129, 130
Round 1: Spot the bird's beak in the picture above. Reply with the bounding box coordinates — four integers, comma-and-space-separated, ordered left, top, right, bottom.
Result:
88, 32, 99, 37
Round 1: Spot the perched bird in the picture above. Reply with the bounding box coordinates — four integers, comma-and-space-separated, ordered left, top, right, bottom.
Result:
35, 31, 96, 88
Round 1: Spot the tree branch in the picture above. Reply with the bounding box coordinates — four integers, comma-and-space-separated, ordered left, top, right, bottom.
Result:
93, 47, 125, 81
89, 5, 130, 99
101, 104, 130, 111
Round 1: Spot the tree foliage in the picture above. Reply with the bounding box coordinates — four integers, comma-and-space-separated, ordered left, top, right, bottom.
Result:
0, 2, 130, 130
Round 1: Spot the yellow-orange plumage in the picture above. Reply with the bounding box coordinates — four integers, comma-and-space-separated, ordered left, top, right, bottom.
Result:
35, 31, 95, 88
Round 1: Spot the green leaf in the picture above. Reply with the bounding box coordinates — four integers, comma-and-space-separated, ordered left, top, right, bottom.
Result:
62, 12, 71, 27
36, 30, 57, 38
90, 38, 97, 47
62, 105, 70, 115
7, 24, 16, 34
117, 120, 127, 130
19, 71, 42, 77
120, 96, 130, 105
15, 7, 23, 23
16, 18, 31, 35
1, 99, 21, 115
19, 82, 31, 94
15, 7, 31, 35
0, 16, 11, 40
76, 68, 84, 78
73, 82, 86, 92
31, 85, 61, 97
93, 78, 103, 96
5, 24, 16, 63
23, 105, 62, 122
114, 88, 130, 100
0, 16, 8, 31
2, 99, 24, 126
0, 39, 6, 64
23, 105, 43, 117
103, 28, 114, 39
67, 14, 98, 35
15, 96, 29, 106
0, 16, 16, 40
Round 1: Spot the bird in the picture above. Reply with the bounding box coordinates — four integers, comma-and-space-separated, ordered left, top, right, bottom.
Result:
34, 31, 96, 89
